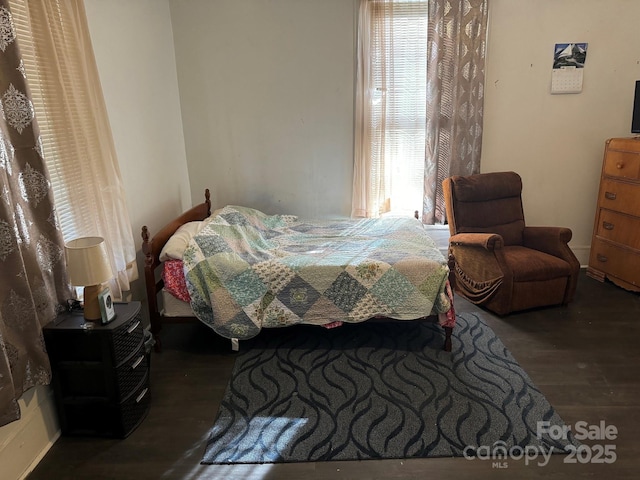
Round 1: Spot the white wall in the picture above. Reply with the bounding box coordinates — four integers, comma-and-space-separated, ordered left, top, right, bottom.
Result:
169, 0, 356, 217
483, 0, 640, 263
84, 0, 192, 243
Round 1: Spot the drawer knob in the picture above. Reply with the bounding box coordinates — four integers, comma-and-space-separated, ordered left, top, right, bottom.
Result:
616, 162, 624, 169
597, 254, 608, 263
602, 221, 614, 230
604, 191, 617, 200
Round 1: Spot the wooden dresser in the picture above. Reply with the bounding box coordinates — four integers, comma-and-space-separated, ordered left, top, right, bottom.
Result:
587, 137, 640, 292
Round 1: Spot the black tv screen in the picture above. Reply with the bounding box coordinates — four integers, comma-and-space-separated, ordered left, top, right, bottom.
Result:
633, 81, 640, 134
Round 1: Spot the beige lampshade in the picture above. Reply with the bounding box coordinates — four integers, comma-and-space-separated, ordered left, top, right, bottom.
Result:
65, 237, 113, 286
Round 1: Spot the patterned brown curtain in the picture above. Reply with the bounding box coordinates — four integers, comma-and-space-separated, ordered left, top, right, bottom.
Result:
0, 1, 72, 426
422, 0, 488, 224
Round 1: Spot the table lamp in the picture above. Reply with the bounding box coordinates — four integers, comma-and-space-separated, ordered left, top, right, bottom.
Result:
65, 237, 113, 321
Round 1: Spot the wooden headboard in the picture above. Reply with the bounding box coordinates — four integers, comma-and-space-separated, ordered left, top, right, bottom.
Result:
141, 189, 211, 350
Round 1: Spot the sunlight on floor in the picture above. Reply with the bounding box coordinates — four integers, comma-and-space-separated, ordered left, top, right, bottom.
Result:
166, 463, 274, 480
159, 417, 312, 480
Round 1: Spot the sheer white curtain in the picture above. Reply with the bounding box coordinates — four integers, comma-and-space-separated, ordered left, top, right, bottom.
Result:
9, 0, 137, 299
352, 0, 428, 218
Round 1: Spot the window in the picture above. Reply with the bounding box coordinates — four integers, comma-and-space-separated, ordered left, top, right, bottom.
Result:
10, 1, 107, 241
353, 0, 488, 224
369, 0, 427, 216
8, 0, 137, 299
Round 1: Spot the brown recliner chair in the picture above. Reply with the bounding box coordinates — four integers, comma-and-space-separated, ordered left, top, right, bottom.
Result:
442, 171, 580, 315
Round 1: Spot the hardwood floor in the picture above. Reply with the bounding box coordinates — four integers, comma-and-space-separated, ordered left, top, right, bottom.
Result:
28, 268, 640, 479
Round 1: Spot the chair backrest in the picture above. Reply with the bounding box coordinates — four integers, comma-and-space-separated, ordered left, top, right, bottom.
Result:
443, 171, 525, 245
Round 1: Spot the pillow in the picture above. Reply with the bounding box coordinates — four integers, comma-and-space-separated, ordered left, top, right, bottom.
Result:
162, 259, 191, 302
159, 221, 203, 261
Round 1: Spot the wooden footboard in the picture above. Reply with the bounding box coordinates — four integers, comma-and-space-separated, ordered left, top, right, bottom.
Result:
141, 189, 211, 351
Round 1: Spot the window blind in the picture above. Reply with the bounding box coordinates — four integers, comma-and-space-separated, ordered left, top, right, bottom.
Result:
9, 0, 109, 241
369, 0, 427, 215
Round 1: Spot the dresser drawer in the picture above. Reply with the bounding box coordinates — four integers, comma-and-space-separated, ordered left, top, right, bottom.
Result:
590, 239, 640, 288
113, 348, 149, 399
59, 372, 150, 438
111, 310, 144, 366
55, 346, 148, 401
595, 209, 640, 250
603, 148, 640, 180
598, 179, 640, 217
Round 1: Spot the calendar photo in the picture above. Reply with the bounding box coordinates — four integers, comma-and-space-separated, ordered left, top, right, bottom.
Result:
553, 43, 588, 69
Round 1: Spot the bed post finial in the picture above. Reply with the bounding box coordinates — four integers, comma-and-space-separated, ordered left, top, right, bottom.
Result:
141, 226, 153, 268
205, 188, 211, 216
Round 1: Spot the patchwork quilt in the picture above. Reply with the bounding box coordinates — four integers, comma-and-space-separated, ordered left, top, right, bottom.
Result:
183, 206, 453, 340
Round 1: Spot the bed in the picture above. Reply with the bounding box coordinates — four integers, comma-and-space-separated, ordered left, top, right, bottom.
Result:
141, 189, 456, 352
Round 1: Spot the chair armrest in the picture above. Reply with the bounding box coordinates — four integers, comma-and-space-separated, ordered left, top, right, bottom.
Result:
448, 233, 507, 305
523, 226, 580, 304
449, 232, 504, 251
523, 226, 572, 258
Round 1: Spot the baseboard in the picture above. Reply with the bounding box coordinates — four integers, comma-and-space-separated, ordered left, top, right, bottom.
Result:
19, 429, 60, 480
0, 386, 60, 480
571, 245, 591, 268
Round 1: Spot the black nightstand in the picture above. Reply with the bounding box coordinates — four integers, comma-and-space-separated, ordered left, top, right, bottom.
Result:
43, 301, 150, 438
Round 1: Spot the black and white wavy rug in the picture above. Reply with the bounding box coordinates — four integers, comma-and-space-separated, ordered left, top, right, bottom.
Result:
201, 312, 578, 464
